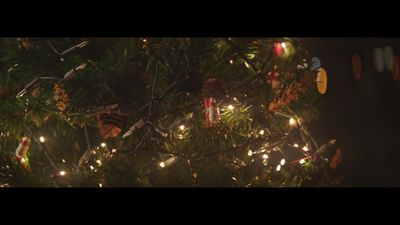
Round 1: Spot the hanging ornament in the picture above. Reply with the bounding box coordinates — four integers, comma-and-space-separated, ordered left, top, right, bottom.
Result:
373, 48, 385, 73
267, 65, 281, 90
352, 53, 362, 80
274, 42, 283, 56
316, 68, 328, 94
15, 137, 32, 172
310, 57, 321, 71
201, 78, 225, 128
392, 55, 400, 81
53, 83, 69, 111
97, 111, 124, 139
384, 46, 394, 72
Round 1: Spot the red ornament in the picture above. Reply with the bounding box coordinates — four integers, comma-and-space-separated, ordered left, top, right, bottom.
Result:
268, 65, 281, 90
204, 97, 220, 128
274, 42, 282, 56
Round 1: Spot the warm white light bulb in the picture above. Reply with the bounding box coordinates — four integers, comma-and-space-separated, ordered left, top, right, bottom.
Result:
299, 159, 306, 164
230, 59, 234, 64
101, 142, 106, 148
276, 164, 281, 171
179, 125, 185, 131
262, 154, 268, 159
96, 159, 102, 166
99, 183, 103, 187
281, 42, 287, 49
89, 165, 94, 170
159, 162, 165, 168
111, 148, 117, 154
247, 150, 253, 157
289, 117, 297, 126
293, 143, 299, 148
280, 158, 286, 166
59, 171, 66, 176
227, 105, 234, 110
302, 146, 309, 152
39, 136, 45, 143
259, 130, 265, 135
62, 159, 66, 163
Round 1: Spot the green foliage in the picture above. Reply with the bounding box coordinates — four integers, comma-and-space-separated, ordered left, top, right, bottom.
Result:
0, 38, 338, 187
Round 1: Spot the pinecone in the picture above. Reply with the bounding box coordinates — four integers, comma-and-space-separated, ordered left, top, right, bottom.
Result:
53, 83, 69, 111
97, 112, 125, 139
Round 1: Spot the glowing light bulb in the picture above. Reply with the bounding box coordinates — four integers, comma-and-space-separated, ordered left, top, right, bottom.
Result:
281, 42, 287, 49
89, 165, 94, 170
62, 159, 66, 163
262, 154, 268, 159
20, 158, 25, 163
101, 143, 106, 148
233, 97, 237, 101
96, 160, 102, 166
39, 136, 45, 143
302, 146, 309, 152
229, 59, 234, 64
159, 162, 165, 168
289, 117, 297, 126
299, 159, 306, 164
247, 150, 253, 157
293, 143, 299, 148
276, 164, 281, 171
99, 183, 103, 187
259, 130, 265, 135
280, 158, 286, 166
59, 171, 66, 176
179, 125, 185, 131
111, 149, 117, 154
227, 105, 234, 110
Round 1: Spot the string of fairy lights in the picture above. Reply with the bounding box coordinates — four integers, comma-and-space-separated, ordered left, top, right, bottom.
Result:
0, 38, 335, 187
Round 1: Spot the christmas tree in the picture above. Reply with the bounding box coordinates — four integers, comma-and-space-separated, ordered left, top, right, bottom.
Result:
0, 38, 340, 187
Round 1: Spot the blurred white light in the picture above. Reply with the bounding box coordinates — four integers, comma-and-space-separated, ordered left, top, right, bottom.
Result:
59, 171, 66, 176
227, 105, 234, 110
299, 159, 306, 164
39, 136, 45, 143
179, 125, 185, 131
302, 146, 309, 152
259, 130, 265, 135
281, 42, 287, 49
247, 150, 253, 157
289, 117, 297, 126
276, 164, 281, 171
262, 154, 268, 159
280, 158, 286, 166
100, 143, 106, 148
159, 162, 165, 168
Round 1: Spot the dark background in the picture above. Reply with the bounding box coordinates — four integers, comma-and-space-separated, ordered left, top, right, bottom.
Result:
308, 38, 400, 186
